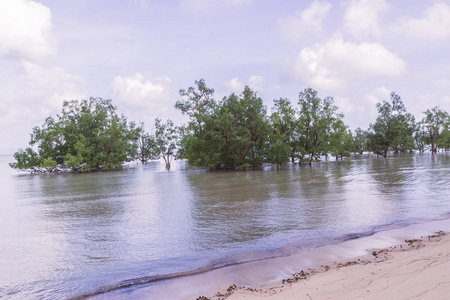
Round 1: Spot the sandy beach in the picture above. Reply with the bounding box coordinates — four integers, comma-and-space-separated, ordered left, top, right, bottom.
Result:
206, 232, 450, 300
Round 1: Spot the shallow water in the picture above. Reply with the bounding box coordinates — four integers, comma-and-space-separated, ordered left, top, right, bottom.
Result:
0, 153, 449, 299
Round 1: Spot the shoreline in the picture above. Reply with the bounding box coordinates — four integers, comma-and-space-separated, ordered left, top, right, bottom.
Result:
205, 230, 450, 300
90, 218, 450, 299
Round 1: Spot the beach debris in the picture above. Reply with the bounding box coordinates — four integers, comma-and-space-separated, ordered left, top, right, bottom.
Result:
226, 284, 237, 293
212, 284, 238, 299
207, 231, 449, 300
337, 260, 360, 269
282, 270, 309, 284
405, 239, 422, 249
428, 231, 446, 241
405, 239, 419, 245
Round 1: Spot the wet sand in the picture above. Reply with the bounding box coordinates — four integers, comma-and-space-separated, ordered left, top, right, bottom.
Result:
210, 232, 450, 300
91, 219, 450, 299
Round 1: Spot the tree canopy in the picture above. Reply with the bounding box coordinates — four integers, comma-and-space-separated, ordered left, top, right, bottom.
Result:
421, 106, 449, 153
10, 80, 450, 173
366, 92, 416, 157
174, 83, 350, 169
11, 98, 139, 172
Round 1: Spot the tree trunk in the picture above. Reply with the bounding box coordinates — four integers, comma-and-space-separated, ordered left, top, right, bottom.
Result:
163, 155, 170, 171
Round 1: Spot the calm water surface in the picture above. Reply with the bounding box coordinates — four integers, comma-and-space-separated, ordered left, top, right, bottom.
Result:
0, 153, 449, 299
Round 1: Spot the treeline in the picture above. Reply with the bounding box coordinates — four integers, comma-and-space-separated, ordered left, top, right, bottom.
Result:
10, 79, 450, 172
9, 98, 177, 172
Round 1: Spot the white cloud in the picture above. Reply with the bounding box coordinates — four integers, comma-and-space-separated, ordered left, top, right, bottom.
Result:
20, 61, 82, 96
296, 43, 342, 90
294, 37, 405, 90
225, 75, 264, 94
111, 73, 175, 126
335, 96, 354, 114
225, 77, 245, 93
112, 73, 172, 107
0, 60, 84, 153
248, 75, 264, 92
280, 0, 332, 41
395, 3, 450, 41
364, 86, 391, 105
19, 61, 84, 112
0, 0, 56, 60
179, 0, 251, 13
361, 86, 391, 121
343, 0, 389, 40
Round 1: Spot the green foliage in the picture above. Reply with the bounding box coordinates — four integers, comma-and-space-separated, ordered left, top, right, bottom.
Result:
175, 83, 354, 169
436, 119, 450, 151
218, 87, 269, 169
9, 148, 40, 170
153, 118, 178, 171
421, 106, 449, 153
11, 97, 138, 172
16, 79, 449, 174
270, 98, 297, 163
296, 88, 344, 164
41, 157, 57, 170
266, 136, 291, 168
176, 81, 269, 170
176, 78, 215, 136
414, 123, 428, 153
367, 92, 415, 157
352, 128, 368, 154
330, 122, 353, 160
135, 122, 158, 164
175, 79, 218, 167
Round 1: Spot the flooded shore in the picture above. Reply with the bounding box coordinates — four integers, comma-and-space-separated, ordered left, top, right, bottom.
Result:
1, 153, 449, 299
92, 218, 450, 299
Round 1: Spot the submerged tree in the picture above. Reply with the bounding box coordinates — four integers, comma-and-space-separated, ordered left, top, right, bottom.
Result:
216, 86, 269, 169
176, 78, 216, 136
330, 121, 353, 160
414, 122, 428, 153
10, 98, 138, 172
269, 98, 297, 164
352, 128, 368, 154
9, 147, 40, 171
175, 79, 218, 167
437, 123, 450, 151
153, 118, 178, 171
135, 122, 158, 164
367, 92, 415, 157
176, 80, 270, 170
295, 88, 344, 164
421, 106, 449, 153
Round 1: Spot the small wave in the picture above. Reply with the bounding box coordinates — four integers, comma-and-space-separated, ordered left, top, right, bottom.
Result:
343, 231, 374, 240
70, 214, 450, 299
68, 253, 282, 299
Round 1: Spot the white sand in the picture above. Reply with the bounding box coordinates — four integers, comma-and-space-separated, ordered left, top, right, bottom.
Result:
224, 233, 450, 300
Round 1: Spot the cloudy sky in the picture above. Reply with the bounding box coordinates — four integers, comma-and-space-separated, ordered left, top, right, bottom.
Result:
1, 0, 450, 154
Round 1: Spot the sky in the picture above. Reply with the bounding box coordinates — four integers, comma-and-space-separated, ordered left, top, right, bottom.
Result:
1, 0, 450, 154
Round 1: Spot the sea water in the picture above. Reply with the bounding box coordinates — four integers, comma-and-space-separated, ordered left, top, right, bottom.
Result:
0, 153, 449, 299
